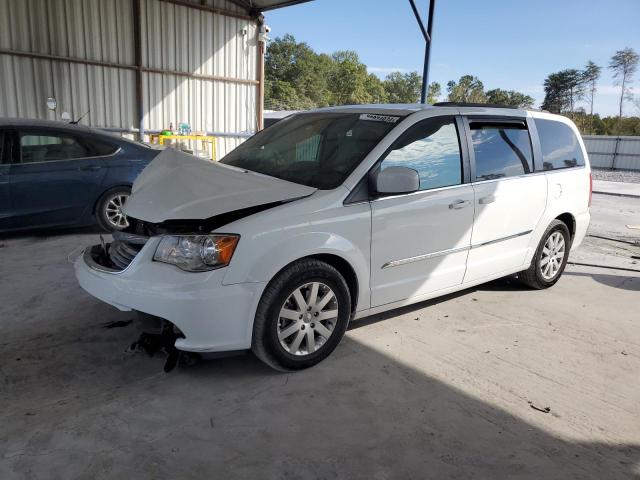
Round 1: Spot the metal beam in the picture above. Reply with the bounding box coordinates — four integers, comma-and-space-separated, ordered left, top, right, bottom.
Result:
256, 28, 265, 131
407, 0, 430, 42
0, 49, 259, 87
159, 0, 255, 20
0, 48, 138, 71
143, 67, 259, 86
132, 0, 144, 141
420, 0, 436, 104
258, 1, 314, 12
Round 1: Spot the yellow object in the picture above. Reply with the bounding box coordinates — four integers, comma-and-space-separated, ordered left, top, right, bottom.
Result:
149, 133, 218, 161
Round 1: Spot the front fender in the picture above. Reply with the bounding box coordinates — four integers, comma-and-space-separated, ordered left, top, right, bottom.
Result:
222, 224, 371, 312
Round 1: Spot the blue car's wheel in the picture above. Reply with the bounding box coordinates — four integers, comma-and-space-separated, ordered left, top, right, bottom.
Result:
96, 187, 131, 232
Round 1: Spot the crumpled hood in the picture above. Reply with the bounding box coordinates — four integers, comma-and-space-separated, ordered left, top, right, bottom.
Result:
124, 149, 316, 223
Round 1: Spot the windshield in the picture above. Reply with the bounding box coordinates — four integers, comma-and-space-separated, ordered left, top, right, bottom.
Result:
220, 112, 402, 189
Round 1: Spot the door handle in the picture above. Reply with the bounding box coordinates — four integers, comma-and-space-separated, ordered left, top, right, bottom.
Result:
449, 199, 471, 209
79, 165, 102, 171
479, 194, 496, 205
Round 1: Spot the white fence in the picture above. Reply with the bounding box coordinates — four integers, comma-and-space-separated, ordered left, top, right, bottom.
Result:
583, 135, 640, 171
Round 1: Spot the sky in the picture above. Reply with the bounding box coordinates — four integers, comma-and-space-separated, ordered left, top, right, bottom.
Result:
264, 0, 640, 116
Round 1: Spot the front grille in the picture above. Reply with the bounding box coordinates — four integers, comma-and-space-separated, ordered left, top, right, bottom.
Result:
107, 231, 148, 271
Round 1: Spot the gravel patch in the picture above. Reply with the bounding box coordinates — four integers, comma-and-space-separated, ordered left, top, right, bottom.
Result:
591, 168, 640, 184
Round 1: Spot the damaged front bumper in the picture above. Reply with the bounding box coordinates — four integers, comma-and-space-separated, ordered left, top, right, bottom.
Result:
75, 238, 266, 353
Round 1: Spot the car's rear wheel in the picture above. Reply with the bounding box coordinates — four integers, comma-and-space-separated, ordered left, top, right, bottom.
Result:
252, 259, 351, 371
96, 187, 131, 232
519, 219, 571, 289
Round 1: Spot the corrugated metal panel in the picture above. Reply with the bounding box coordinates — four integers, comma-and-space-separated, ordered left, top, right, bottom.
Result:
0, 0, 259, 153
0, 55, 137, 128
142, 0, 256, 80
0, 0, 137, 127
0, 0, 134, 64
143, 72, 256, 157
141, 0, 258, 146
583, 135, 640, 171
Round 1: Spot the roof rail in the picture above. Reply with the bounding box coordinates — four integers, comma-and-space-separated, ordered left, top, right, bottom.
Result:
433, 102, 519, 109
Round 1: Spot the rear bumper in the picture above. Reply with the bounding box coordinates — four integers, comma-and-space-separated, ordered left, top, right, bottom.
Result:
572, 210, 590, 249
75, 241, 266, 352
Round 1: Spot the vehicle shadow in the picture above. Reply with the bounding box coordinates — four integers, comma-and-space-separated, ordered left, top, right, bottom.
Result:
3, 290, 638, 479
564, 270, 640, 291
350, 276, 523, 331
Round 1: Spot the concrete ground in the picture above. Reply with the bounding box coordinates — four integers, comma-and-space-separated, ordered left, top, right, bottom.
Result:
1, 194, 639, 479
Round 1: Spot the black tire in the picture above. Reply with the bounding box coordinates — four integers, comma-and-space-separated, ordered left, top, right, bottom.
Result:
96, 187, 131, 232
252, 259, 351, 371
519, 219, 571, 289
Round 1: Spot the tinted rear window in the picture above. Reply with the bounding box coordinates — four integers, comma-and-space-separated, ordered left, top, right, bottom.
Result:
19, 132, 91, 163
90, 139, 119, 156
470, 122, 533, 180
534, 118, 585, 170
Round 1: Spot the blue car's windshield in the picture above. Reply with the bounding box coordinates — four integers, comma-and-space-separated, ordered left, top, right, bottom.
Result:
220, 112, 402, 189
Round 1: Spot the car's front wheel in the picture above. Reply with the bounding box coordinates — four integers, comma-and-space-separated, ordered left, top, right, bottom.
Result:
96, 187, 131, 232
519, 219, 571, 289
252, 259, 351, 371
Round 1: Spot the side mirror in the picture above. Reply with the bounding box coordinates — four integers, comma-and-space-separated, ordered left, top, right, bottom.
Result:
375, 166, 420, 195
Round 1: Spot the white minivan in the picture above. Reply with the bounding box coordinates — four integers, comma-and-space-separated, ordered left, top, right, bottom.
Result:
76, 103, 591, 370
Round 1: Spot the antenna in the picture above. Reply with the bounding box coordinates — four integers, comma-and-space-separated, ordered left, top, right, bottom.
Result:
71, 109, 90, 125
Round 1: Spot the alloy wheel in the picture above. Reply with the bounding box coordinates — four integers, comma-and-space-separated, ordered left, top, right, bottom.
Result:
277, 282, 339, 356
540, 231, 565, 280
105, 193, 130, 229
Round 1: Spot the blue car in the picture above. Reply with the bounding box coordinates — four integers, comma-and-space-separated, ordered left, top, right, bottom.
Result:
0, 119, 160, 232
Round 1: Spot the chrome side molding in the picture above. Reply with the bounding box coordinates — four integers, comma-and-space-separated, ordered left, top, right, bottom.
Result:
381, 230, 533, 269
381, 245, 470, 269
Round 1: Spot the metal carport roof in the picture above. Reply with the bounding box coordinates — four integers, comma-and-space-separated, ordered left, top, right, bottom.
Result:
230, 0, 314, 12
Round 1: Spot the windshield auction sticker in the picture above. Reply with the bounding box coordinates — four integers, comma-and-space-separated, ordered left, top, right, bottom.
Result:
359, 114, 400, 123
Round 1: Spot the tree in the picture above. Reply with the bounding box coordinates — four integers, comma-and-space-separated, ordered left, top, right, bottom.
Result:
609, 47, 639, 117
485, 88, 534, 108
427, 82, 441, 104
381, 73, 440, 104
447, 75, 487, 103
365, 73, 388, 104
542, 72, 568, 113
582, 61, 601, 116
563, 69, 586, 114
383, 72, 422, 103
264, 80, 315, 110
265, 35, 331, 108
541, 69, 586, 115
327, 50, 375, 105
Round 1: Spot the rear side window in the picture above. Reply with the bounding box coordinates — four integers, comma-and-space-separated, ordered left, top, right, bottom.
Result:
90, 139, 119, 156
380, 116, 462, 191
534, 118, 585, 170
470, 121, 533, 181
19, 132, 91, 163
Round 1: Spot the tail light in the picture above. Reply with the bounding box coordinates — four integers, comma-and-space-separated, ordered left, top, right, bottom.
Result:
588, 172, 593, 207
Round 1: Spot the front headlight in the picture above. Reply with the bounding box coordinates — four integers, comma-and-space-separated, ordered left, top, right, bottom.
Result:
153, 234, 239, 272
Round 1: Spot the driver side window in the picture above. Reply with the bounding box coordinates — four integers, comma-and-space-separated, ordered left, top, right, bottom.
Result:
380, 116, 463, 191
